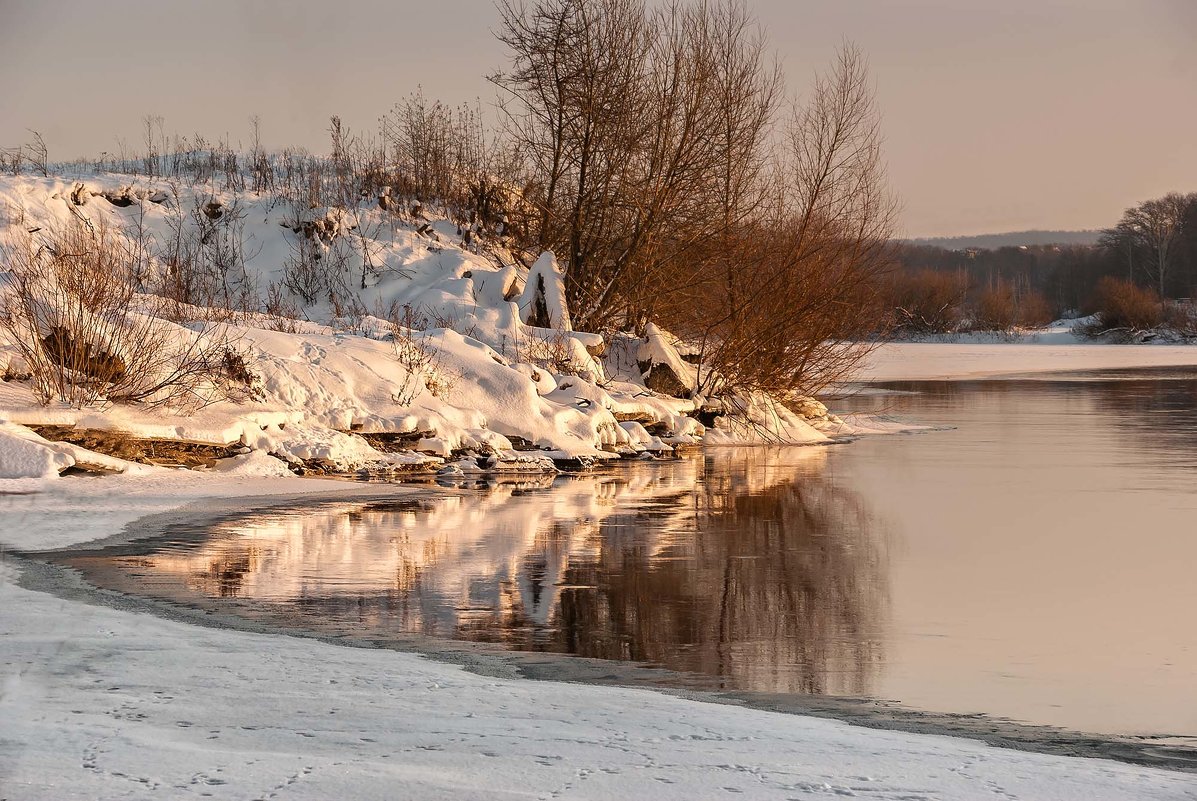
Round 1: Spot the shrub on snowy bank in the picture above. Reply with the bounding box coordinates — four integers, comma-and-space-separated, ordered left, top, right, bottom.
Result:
970, 280, 1054, 332
885, 269, 1055, 338
1080, 277, 1162, 335
0, 218, 242, 409
1163, 302, 1197, 337
1074, 276, 1197, 340
887, 269, 969, 335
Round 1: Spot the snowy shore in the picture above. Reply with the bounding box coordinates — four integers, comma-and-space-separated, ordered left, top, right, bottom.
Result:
861, 324, 1197, 382
3, 461, 1197, 800
0, 173, 850, 483
863, 341, 1197, 382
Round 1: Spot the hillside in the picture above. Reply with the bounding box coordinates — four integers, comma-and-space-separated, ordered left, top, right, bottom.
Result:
909, 229, 1102, 249
0, 171, 852, 479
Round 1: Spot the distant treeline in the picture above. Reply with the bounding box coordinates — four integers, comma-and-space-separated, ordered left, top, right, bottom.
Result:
908, 230, 1101, 250
888, 192, 1197, 333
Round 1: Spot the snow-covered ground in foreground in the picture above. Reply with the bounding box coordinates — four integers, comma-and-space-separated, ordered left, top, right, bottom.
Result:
3, 472, 1196, 800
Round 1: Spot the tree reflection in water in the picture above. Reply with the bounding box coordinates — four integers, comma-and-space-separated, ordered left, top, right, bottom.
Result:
505, 449, 888, 696
96, 448, 888, 698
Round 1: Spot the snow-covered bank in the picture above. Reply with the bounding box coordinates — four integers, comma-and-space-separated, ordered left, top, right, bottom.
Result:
860, 319, 1197, 382
861, 341, 1197, 382
0, 172, 854, 480
3, 475, 1196, 800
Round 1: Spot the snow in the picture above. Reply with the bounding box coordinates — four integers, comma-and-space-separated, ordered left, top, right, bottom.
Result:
862, 340, 1197, 382
638, 322, 698, 393
861, 320, 1197, 382
0, 174, 709, 467
705, 393, 829, 445
209, 449, 303, 477
2, 476, 1195, 799
518, 250, 572, 330
0, 421, 76, 478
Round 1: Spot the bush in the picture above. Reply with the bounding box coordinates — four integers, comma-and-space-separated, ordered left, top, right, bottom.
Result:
0, 218, 237, 409
887, 269, 968, 334
1083, 276, 1163, 333
1163, 301, 1197, 336
1017, 289, 1055, 328
971, 282, 1017, 332
385, 304, 457, 404
970, 282, 1055, 332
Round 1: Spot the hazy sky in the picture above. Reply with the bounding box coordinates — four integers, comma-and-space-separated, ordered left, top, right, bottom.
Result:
2, 0, 1195, 237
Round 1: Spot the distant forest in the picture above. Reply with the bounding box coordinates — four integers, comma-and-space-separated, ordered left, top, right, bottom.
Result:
891, 193, 1197, 328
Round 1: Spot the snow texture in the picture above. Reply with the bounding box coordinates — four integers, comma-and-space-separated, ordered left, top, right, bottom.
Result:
518, 250, 572, 331
0, 422, 75, 478
0, 175, 710, 469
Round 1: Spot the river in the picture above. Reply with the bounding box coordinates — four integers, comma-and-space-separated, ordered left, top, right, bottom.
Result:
53, 368, 1197, 747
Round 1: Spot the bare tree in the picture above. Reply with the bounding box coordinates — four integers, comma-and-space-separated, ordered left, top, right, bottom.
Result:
143, 115, 165, 177
1, 146, 21, 175
248, 114, 274, 194
493, 0, 785, 334
23, 129, 48, 176
493, 0, 652, 331
664, 45, 897, 397
1101, 193, 1197, 298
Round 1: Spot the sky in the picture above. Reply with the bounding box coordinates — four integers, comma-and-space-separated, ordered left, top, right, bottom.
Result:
1, 0, 1194, 237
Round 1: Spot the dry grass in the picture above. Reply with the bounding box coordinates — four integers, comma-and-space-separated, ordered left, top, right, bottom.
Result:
28, 425, 243, 468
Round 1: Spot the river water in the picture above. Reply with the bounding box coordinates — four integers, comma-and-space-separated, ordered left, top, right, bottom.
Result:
58, 369, 1197, 742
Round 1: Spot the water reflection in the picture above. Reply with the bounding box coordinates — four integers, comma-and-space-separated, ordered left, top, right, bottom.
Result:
60, 372, 1197, 737
92, 448, 887, 696
545, 450, 886, 695
832, 371, 1197, 737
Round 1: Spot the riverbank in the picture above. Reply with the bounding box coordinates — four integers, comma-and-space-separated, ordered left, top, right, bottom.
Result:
3, 460, 1197, 799
861, 339, 1197, 382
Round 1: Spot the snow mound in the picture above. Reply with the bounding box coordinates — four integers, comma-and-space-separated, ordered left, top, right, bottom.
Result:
0, 422, 74, 478
209, 450, 294, 477
518, 251, 571, 330
705, 394, 829, 446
